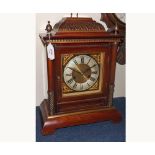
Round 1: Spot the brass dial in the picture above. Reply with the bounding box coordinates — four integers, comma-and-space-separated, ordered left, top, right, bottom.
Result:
63, 55, 99, 91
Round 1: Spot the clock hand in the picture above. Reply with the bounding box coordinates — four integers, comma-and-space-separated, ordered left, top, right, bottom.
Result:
68, 66, 88, 81
67, 67, 81, 75
82, 74, 89, 81
74, 65, 89, 80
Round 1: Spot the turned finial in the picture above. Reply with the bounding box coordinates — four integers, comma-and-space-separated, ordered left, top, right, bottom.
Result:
45, 21, 52, 33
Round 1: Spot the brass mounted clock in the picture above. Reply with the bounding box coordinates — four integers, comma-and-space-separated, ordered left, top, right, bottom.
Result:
39, 15, 122, 135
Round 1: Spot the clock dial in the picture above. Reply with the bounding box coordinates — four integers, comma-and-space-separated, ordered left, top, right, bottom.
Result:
63, 55, 99, 91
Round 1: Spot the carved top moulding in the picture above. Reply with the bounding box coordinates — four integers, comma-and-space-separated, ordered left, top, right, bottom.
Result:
40, 16, 124, 45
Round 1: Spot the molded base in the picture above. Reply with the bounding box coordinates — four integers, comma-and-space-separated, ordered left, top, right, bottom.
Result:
40, 99, 122, 135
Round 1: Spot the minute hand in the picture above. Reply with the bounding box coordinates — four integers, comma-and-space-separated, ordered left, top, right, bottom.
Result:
75, 66, 88, 80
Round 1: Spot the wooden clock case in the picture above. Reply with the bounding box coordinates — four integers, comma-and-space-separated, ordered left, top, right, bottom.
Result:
39, 17, 122, 135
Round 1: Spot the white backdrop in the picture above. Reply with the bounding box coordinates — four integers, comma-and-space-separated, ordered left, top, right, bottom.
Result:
0, 0, 155, 144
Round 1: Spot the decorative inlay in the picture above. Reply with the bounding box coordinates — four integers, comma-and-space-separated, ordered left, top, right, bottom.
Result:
48, 91, 55, 115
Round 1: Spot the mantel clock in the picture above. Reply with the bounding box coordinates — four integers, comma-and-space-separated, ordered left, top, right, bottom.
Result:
39, 15, 122, 135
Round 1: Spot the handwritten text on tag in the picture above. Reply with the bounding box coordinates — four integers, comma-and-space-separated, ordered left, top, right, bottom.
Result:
47, 43, 55, 60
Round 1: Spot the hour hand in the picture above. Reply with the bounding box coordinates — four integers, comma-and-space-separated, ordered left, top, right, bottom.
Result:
67, 67, 81, 74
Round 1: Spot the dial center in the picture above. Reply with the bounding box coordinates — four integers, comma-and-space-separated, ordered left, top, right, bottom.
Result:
72, 64, 91, 83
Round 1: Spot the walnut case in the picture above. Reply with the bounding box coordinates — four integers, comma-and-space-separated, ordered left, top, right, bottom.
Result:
39, 17, 122, 135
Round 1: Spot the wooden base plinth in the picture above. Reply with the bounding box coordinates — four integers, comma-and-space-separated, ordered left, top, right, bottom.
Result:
40, 99, 122, 135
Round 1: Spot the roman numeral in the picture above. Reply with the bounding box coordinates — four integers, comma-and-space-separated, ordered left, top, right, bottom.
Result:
67, 78, 74, 84
81, 56, 84, 64
92, 71, 97, 74
65, 73, 72, 76
80, 84, 83, 90
73, 83, 77, 89
73, 60, 78, 65
90, 64, 96, 68
87, 82, 90, 87
90, 77, 96, 82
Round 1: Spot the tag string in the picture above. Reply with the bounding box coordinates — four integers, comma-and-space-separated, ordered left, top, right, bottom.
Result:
48, 33, 50, 43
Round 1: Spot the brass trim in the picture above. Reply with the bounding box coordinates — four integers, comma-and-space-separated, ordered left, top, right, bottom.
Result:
58, 30, 104, 32
46, 38, 121, 44
47, 106, 115, 119
63, 54, 74, 66
48, 91, 55, 115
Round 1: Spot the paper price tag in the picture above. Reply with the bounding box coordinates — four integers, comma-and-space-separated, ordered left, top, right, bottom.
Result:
47, 43, 55, 60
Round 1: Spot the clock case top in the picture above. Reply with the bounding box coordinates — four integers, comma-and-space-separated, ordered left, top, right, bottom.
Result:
39, 17, 123, 114
40, 17, 123, 42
